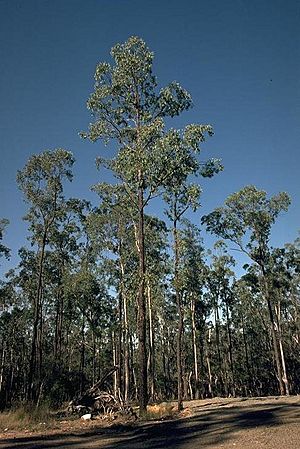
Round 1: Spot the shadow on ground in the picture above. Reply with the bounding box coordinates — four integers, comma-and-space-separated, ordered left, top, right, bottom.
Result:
1, 400, 300, 449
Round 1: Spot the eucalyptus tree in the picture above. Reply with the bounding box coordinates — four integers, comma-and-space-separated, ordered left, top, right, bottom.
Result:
64, 265, 112, 395
0, 219, 10, 262
46, 198, 92, 373
178, 221, 207, 399
231, 277, 273, 395
202, 185, 291, 395
230, 279, 254, 395
267, 242, 300, 394
61, 199, 115, 395
206, 241, 236, 396
282, 236, 300, 392
163, 184, 201, 410
144, 215, 169, 401
88, 183, 136, 400
17, 149, 74, 401
283, 236, 300, 350
236, 266, 286, 395
0, 276, 25, 406
81, 36, 218, 412
1, 248, 47, 405
89, 183, 170, 402
163, 158, 222, 409
272, 238, 300, 330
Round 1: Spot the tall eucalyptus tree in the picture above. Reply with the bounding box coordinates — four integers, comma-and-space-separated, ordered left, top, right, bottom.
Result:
202, 185, 291, 395
17, 149, 74, 401
81, 36, 218, 412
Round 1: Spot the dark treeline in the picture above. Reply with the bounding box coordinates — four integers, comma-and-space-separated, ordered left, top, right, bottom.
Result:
0, 37, 299, 414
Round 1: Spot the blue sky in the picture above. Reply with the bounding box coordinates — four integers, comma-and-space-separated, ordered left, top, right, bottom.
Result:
0, 0, 299, 275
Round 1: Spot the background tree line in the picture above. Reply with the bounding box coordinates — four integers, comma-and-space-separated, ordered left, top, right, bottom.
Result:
0, 37, 299, 414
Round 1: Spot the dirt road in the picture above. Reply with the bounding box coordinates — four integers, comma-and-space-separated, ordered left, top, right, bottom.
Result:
1, 396, 300, 449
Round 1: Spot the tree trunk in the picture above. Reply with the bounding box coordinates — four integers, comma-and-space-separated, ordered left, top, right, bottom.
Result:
167, 327, 171, 398
261, 270, 286, 395
191, 295, 199, 399
276, 299, 290, 395
174, 217, 183, 411
123, 288, 130, 402
0, 343, 5, 398
225, 292, 235, 396
147, 282, 155, 401
28, 229, 47, 401
206, 328, 213, 397
241, 310, 251, 395
117, 296, 122, 394
112, 331, 118, 397
54, 289, 63, 364
279, 337, 289, 395
137, 182, 148, 414
214, 304, 223, 395
118, 245, 130, 402
79, 317, 85, 396
92, 329, 96, 385
129, 333, 138, 400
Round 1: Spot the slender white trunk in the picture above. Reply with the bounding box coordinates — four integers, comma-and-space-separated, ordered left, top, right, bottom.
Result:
147, 282, 155, 400
123, 293, 130, 402
112, 331, 118, 397
206, 328, 213, 396
191, 296, 198, 398
0, 344, 5, 395
276, 300, 290, 395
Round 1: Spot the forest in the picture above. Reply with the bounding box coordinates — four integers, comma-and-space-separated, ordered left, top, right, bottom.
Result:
0, 37, 299, 416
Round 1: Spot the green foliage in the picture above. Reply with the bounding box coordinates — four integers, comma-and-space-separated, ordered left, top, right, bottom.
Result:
81, 36, 215, 200
0, 219, 10, 261
202, 185, 291, 265
17, 149, 74, 209
177, 221, 205, 295
17, 149, 75, 246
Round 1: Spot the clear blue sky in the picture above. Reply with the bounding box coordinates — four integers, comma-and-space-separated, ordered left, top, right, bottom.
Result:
0, 0, 299, 275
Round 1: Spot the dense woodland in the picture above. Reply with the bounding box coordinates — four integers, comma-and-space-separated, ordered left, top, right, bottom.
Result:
0, 37, 299, 414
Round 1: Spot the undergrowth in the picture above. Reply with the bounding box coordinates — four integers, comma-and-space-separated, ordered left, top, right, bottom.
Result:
0, 403, 55, 432
145, 402, 177, 420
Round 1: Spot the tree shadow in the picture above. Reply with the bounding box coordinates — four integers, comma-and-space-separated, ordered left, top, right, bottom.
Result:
1, 401, 299, 449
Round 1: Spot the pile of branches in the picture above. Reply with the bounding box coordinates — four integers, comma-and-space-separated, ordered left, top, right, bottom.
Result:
67, 367, 136, 419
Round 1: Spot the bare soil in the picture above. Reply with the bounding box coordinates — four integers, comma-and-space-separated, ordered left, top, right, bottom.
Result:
1, 395, 300, 449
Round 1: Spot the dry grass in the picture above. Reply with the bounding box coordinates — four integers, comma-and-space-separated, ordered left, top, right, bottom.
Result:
0, 403, 55, 432
146, 402, 177, 420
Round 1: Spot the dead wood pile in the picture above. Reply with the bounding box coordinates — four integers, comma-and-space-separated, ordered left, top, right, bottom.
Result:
67, 367, 136, 419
